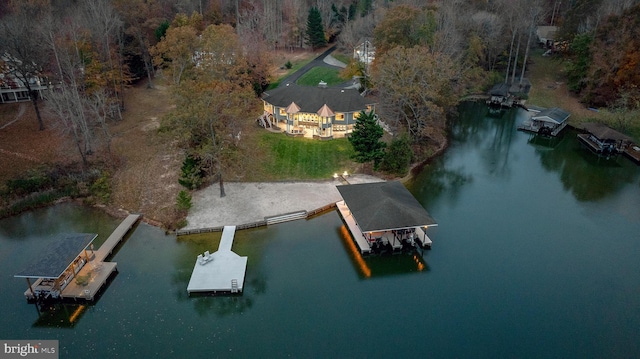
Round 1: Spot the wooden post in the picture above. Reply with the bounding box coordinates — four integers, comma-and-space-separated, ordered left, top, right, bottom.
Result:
26, 278, 35, 298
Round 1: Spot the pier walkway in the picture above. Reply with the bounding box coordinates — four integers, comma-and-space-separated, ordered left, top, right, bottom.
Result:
62, 214, 140, 301
187, 226, 248, 294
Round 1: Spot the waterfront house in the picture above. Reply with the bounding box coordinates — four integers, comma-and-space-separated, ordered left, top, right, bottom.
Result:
336, 181, 437, 254
261, 83, 375, 139
0, 54, 49, 103
577, 122, 633, 156
487, 83, 514, 108
518, 107, 570, 136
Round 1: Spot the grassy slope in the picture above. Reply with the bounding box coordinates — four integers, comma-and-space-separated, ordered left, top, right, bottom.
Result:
296, 67, 344, 86
527, 49, 640, 140
253, 132, 356, 180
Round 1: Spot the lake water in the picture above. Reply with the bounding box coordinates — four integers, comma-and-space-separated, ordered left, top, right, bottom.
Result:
1, 102, 639, 358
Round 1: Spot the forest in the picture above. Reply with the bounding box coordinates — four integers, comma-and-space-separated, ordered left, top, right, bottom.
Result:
1, 0, 639, 225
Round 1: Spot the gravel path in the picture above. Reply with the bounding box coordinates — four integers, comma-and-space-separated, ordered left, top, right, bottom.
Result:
184, 175, 383, 229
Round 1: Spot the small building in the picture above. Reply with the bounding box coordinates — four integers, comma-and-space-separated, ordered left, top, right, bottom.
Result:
537, 26, 558, 49
518, 107, 570, 136
577, 122, 633, 157
336, 181, 437, 254
487, 83, 514, 108
261, 83, 376, 139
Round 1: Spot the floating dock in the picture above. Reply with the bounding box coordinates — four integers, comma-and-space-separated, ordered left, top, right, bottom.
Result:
187, 226, 247, 294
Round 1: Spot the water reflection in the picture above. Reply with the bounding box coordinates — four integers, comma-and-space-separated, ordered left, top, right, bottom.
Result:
533, 129, 638, 201
336, 225, 429, 278
32, 303, 88, 328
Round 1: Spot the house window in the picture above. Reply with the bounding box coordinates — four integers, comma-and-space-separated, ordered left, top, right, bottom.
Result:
336, 113, 345, 121
354, 112, 360, 118
279, 108, 286, 116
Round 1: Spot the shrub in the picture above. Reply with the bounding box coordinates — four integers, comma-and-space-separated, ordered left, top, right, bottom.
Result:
90, 172, 111, 204
285, 60, 293, 69
176, 190, 192, 211
381, 135, 413, 176
178, 155, 204, 190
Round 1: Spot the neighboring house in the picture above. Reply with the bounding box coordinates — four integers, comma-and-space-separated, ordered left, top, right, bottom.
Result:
518, 107, 570, 137
0, 55, 49, 104
353, 37, 375, 66
577, 122, 633, 156
261, 82, 376, 139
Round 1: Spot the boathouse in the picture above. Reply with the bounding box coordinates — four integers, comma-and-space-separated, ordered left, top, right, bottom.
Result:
14, 214, 140, 303
487, 83, 514, 108
577, 122, 633, 156
14, 233, 105, 302
261, 83, 375, 139
336, 181, 437, 254
518, 107, 570, 136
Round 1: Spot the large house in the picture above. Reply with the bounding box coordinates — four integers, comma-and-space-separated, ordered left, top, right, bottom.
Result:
0, 55, 49, 104
261, 82, 376, 139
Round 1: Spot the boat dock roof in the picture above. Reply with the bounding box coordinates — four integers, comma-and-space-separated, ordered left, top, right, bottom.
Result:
187, 226, 247, 294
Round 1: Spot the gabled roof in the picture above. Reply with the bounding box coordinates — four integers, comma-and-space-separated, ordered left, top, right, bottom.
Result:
532, 107, 570, 124
581, 122, 633, 142
262, 84, 374, 114
489, 83, 510, 96
337, 181, 437, 232
14, 233, 97, 279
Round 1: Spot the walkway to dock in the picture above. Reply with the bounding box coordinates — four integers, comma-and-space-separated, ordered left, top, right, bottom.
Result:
336, 200, 371, 254
61, 214, 140, 301
187, 226, 248, 294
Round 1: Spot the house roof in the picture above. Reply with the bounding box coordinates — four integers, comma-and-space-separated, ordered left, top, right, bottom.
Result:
317, 104, 335, 117
537, 26, 558, 41
581, 122, 633, 142
337, 181, 437, 232
14, 233, 97, 279
532, 107, 570, 124
262, 84, 375, 114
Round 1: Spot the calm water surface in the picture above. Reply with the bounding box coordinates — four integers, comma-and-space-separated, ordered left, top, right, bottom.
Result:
1, 103, 639, 358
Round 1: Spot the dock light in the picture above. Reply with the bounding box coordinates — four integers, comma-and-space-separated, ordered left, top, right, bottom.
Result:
333, 173, 338, 178
343, 171, 349, 177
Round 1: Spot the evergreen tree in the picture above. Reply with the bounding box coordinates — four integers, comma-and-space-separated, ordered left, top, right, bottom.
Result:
348, 110, 386, 170
306, 7, 327, 49
381, 134, 413, 176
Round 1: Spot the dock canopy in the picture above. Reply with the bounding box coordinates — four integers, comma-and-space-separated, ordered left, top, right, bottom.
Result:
581, 122, 633, 142
14, 233, 97, 279
337, 181, 437, 232
532, 107, 570, 125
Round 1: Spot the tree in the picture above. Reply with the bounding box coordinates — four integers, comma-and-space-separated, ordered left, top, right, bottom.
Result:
348, 110, 386, 170
372, 46, 462, 146
381, 134, 413, 176
306, 7, 326, 49
151, 24, 199, 85
0, 2, 52, 130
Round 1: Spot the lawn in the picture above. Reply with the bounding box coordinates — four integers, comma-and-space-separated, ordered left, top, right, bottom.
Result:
267, 56, 317, 90
255, 132, 356, 180
296, 67, 345, 86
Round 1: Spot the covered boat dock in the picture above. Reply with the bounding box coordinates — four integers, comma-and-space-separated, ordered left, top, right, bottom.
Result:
336, 181, 437, 254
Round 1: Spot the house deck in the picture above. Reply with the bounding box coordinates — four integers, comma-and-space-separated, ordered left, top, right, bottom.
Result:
187, 226, 247, 294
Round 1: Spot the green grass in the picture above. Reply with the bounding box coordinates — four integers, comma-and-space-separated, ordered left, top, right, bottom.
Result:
266, 57, 317, 90
255, 132, 356, 180
331, 52, 352, 65
296, 67, 345, 86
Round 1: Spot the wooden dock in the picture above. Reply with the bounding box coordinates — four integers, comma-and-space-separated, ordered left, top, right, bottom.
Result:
624, 145, 640, 164
62, 214, 140, 301
187, 226, 248, 294
336, 200, 371, 254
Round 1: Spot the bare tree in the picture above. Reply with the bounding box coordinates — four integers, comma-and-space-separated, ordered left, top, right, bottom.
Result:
0, 2, 52, 130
